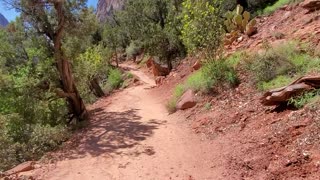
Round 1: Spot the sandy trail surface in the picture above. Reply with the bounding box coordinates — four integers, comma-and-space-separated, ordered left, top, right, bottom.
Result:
36, 64, 227, 180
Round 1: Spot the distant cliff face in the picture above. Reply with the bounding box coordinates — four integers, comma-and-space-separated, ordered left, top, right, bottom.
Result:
0, 13, 9, 27
96, 0, 126, 22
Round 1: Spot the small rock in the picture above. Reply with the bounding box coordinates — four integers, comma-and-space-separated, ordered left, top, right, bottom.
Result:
155, 76, 165, 86
237, 36, 244, 42
192, 60, 202, 71
176, 89, 197, 110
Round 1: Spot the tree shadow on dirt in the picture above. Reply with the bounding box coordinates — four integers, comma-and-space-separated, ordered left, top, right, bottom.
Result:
59, 108, 165, 160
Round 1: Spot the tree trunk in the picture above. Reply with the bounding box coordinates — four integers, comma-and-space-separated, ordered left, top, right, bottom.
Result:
166, 58, 172, 72
89, 77, 105, 97
53, 2, 88, 121
56, 57, 88, 121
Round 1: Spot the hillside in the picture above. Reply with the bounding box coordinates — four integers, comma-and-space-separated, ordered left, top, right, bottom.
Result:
0, 13, 8, 27
152, 1, 320, 179
96, 0, 126, 21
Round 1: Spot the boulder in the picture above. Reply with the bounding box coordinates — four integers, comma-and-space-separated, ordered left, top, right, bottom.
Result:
192, 60, 202, 71
146, 57, 153, 68
260, 76, 320, 106
149, 58, 170, 77
176, 90, 197, 110
301, 0, 320, 12
5, 161, 34, 176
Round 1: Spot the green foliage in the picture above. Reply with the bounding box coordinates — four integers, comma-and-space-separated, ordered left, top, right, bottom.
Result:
173, 84, 186, 99
63, 7, 100, 58
166, 59, 238, 113
73, 45, 110, 103
185, 70, 213, 93
126, 41, 142, 59
225, 51, 247, 68
181, 0, 224, 58
248, 49, 295, 83
204, 103, 212, 111
259, 0, 302, 15
246, 41, 320, 90
106, 68, 124, 91
258, 75, 293, 91
0, 3, 102, 171
109, 0, 186, 68
288, 89, 320, 109
202, 60, 239, 89
166, 98, 178, 114
0, 120, 69, 171
29, 124, 69, 155
165, 84, 186, 113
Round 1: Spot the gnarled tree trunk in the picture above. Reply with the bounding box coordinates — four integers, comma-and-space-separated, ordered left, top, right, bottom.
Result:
89, 77, 105, 98
53, 2, 88, 121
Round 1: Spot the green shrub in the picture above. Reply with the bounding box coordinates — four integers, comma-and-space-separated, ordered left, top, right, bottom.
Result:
185, 70, 213, 93
0, 118, 69, 171
74, 45, 110, 103
0, 63, 70, 171
165, 84, 187, 113
126, 41, 142, 59
29, 124, 69, 155
181, 0, 224, 58
107, 68, 123, 90
166, 59, 238, 113
288, 89, 320, 108
166, 98, 178, 114
173, 84, 186, 99
258, 75, 293, 91
248, 49, 295, 83
247, 41, 320, 90
202, 60, 239, 88
226, 51, 247, 68
203, 103, 212, 111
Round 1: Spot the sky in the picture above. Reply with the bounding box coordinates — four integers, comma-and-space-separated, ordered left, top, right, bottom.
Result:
0, 0, 98, 22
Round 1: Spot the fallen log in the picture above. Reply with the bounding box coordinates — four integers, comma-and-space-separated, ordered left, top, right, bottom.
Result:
260, 76, 320, 106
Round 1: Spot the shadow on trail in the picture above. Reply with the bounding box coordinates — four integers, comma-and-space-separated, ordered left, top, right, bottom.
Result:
61, 108, 165, 160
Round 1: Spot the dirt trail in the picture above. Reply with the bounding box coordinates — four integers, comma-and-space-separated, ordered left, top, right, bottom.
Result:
35, 64, 228, 180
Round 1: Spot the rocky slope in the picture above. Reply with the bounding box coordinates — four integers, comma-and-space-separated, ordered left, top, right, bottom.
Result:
96, 0, 126, 22
151, 1, 320, 179
0, 13, 9, 27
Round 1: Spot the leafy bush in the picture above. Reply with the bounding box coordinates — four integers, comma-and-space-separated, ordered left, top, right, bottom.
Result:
73, 46, 110, 103
248, 49, 295, 82
202, 60, 239, 89
126, 41, 142, 59
166, 98, 178, 114
181, 0, 224, 58
0, 115, 69, 171
29, 124, 69, 155
258, 75, 292, 91
288, 89, 320, 108
0, 61, 70, 171
225, 51, 247, 68
106, 68, 123, 90
166, 59, 238, 112
247, 41, 320, 90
